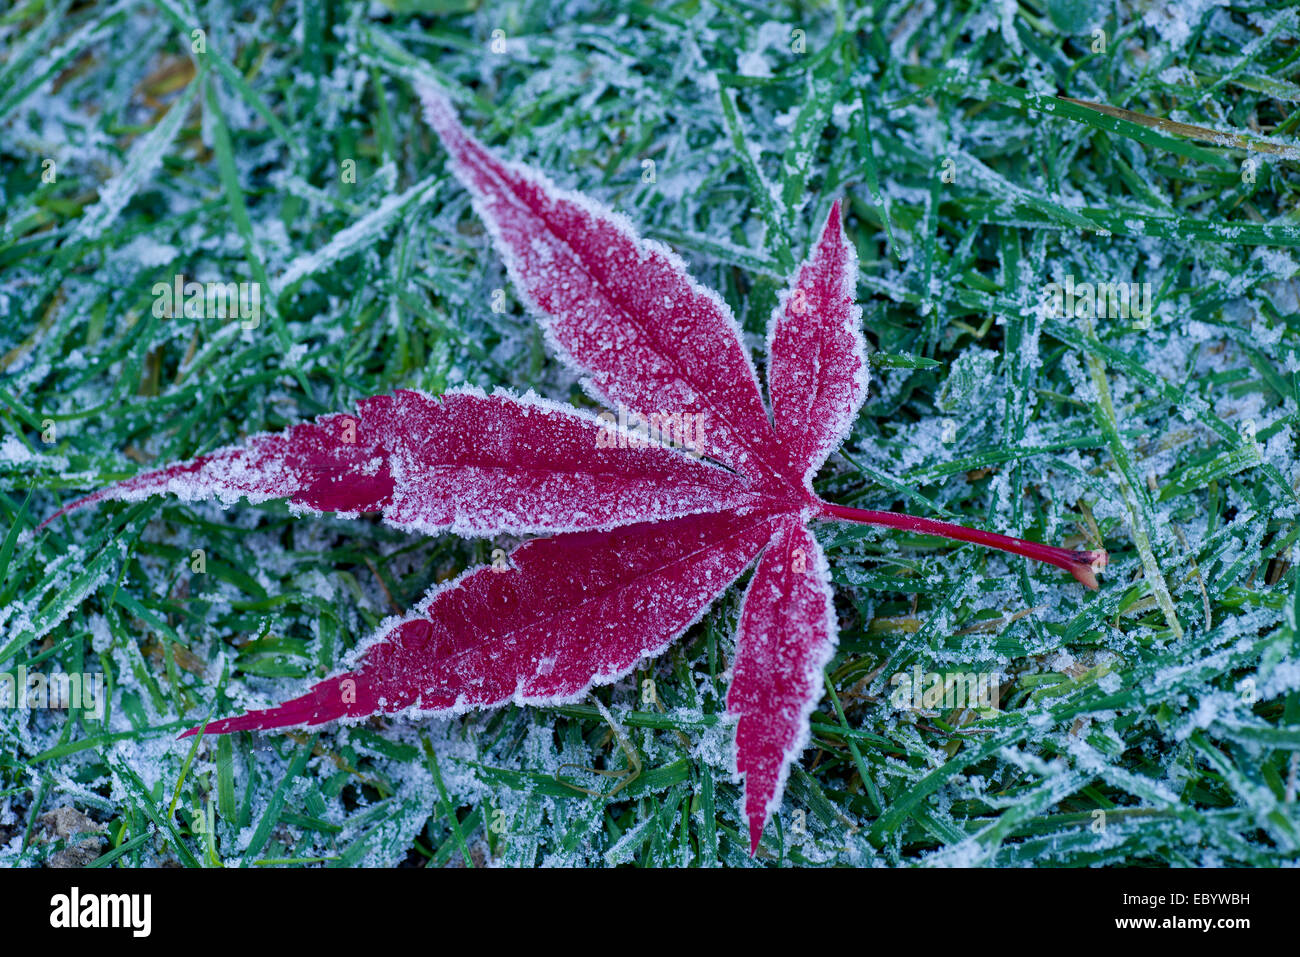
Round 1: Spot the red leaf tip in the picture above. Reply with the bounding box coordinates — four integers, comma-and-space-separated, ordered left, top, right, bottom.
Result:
415, 81, 453, 121
827, 197, 843, 226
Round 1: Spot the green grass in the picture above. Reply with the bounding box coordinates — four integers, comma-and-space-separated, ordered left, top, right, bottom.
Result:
2, 0, 1299, 867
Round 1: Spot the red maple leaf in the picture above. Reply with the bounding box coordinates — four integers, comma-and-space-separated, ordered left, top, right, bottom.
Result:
43, 86, 1108, 854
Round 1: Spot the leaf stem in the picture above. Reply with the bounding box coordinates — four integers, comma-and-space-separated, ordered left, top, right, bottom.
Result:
819, 501, 1107, 589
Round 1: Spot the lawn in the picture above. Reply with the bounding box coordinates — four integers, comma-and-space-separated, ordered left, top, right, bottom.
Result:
2, 0, 1299, 867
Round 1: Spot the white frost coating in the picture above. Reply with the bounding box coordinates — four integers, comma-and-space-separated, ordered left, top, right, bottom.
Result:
272, 174, 441, 296
72, 77, 199, 244
604, 813, 656, 865
735, 22, 795, 79
0, 435, 40, 465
